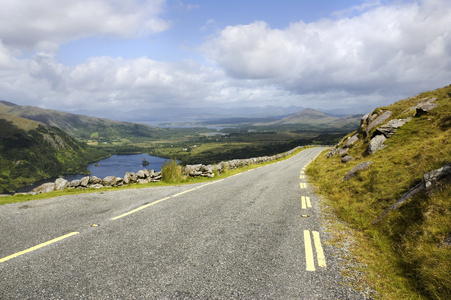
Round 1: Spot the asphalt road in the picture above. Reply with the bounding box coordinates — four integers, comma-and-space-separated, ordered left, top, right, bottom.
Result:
0, 147, 365, 299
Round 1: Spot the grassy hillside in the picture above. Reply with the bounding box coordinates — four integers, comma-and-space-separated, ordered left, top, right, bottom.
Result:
0, 114, 108, 193
0, 101, 172, 145
307, 85, 451, 299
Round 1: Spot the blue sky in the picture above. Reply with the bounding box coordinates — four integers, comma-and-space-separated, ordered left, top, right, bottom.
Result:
1, 0, 450, 118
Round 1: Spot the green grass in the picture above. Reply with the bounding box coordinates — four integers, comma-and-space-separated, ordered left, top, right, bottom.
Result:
307, 85, 451, 299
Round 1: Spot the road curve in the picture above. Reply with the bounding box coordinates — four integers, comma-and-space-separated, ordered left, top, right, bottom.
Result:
0, 147, 364, 299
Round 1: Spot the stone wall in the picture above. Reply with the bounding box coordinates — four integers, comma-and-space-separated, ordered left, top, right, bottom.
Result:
29, 146, 305, 195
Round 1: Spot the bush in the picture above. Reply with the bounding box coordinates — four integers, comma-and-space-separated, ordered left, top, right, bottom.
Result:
161, 159, 184, 183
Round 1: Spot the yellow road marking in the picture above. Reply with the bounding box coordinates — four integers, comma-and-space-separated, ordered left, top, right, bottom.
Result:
111, 180, 223, 220
313, 231, 327, 268
111, 197, 170, 220
172, 188, 197, 197
302, 196, 311, 209
0, 232, 79, 264
300, 171, 305, 174
304, 230, 315, 271
300, 182, 307, 189
300, 175, 305, 179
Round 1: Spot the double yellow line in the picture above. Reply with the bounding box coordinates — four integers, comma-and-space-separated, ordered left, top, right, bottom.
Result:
304, 230, 327, 271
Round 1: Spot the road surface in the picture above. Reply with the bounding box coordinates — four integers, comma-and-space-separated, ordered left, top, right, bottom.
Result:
0, 147, 365, 299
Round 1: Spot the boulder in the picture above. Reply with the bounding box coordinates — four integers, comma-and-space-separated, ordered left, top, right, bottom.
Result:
423, 163, 451, 191
90, 184, 103, 189
32, 182, 55, 194
88, 176, 102, 185
367, 135, 387, 154
136, 169, 150, 179
415, 97, 437, 116
70, 179, 82, 188
341, 156, 354, 163
123, 172, 137, 184
344, 134, 359, 147
343, 161, 373, 181
80, 176, 90, 187
102, 176, 117, 187
55, 178, 69, 190
365, 110, 392, 137
374, 118, 411, 138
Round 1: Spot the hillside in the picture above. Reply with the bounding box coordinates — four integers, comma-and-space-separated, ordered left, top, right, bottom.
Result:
0, 101, 169, 145
307, 85, 451, 299
0, 113, 108, 193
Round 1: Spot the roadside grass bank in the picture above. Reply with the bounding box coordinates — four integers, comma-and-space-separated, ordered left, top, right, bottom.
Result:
306, 85, 451, 299
0, 147, 308, 206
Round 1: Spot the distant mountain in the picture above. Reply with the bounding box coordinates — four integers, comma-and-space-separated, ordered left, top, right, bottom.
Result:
72, 105, 305, 123
256, 108, 362, 127
0, 100, 168, 143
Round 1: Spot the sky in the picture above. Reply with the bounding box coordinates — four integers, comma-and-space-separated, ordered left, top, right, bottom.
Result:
1, 0, 451, 118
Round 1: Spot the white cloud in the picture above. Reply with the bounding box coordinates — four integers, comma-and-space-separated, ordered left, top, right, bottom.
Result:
202, 0, 451, 100
0, 0, 169, 52
1, 0, 451, 117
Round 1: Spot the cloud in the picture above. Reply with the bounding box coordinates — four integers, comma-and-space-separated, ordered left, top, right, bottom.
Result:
202, 0, 451, 100
1, 0, 451, 117
0, 0, 170, 52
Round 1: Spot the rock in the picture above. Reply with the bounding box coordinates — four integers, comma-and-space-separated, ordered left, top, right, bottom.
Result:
32, 182, 55, 194
80, 176, 90, 187
115, 177, 124, 186
423, 163, 451, 191
136, 169, 150, 179
70, 179, 82, 188
55, 178, 69, 190
341, 156, 354, 163
374, 118, 411, 138
102, 176, 117, 187
137, 178, 149, 184
90, 184, 103, 189
345, 134, 359, 147
338, 148, 349, 157
123, 172, 137, 184
89, 176, 102, 185
343, 161, 373, 181
443, 234, 451, 247
415, 97, 437, 116
365, 110, 392, 137
367, 135, 387, 154
373, 163, 451, 224
327, 147, 337, 158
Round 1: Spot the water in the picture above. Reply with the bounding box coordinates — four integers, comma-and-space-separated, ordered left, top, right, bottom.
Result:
17, 154, 169, 193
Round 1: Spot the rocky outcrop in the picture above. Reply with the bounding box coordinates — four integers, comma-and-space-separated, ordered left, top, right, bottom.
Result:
367, 135, 387, 154
373, 163, 451, 224
415, 97, 437, 116
28, 146, 304, 195
343, 161, 373, 181
328, 97, 438, 160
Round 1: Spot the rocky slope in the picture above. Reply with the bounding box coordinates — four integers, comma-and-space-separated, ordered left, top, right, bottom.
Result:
308, 84, 451, 299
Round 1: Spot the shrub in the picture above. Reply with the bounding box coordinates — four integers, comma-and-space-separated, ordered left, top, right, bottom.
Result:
161, 159, 184, 183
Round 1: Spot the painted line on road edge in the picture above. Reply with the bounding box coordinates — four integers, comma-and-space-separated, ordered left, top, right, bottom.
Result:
0, 232, 79, 264
111, 180, 224, 221
304, 230, 315, 271
313, 231, 327, 268
300, 182, 307, 189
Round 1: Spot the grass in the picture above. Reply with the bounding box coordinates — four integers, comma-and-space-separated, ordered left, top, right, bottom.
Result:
307, 85, 451, 299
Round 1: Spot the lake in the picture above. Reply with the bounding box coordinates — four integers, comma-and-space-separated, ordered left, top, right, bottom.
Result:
17, 154, 169, 193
